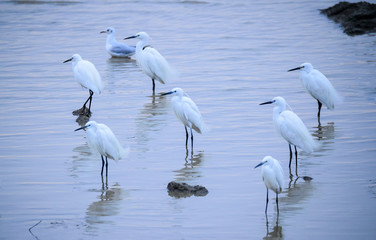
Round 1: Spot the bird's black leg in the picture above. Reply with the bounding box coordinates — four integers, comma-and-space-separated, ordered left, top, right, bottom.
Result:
190, 127, 194, 151
105, 156, 108, 177
88, 90, 94, 112
288, 144, 292, 168
185, 126, 189, 148
152, 79, 155, 92
265, 189, 269, 215
276, 192, 279, 215
294, 146, 298, 176
101, 155, 105, 177
317, 100, 322, 120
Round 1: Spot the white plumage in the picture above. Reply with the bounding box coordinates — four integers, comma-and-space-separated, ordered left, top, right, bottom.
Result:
124, 32, 177, 91
255, 156, 284, 214
260, 97, 319, 167
288, 62, 342, 120
163, 88, 206, 149
75, 121, 128, 177
100, 27, 135, 58
64, 54, 103, 113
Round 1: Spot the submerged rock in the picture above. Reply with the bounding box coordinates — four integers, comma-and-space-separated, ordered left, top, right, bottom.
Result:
320, 1, 376, 36
167, 181, 208, 198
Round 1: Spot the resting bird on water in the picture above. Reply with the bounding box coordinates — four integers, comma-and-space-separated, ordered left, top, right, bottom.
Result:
100, 27, 135, 58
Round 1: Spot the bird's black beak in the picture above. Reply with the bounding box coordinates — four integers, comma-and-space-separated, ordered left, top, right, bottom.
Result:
100, 30, 106, 34
161, 91, 173, 96
63, 57, 73, 63
124, 35, 137, 40
259, 100, 274, 105
288, 66, 302, 72
74, 125, 88, 131
254, 162, 264, 168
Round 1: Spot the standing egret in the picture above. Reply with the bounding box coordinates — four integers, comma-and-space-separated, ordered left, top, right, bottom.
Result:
64, 54, 103, 115
75, 121, 128, 178
100, 27, 135, 58
162, 88, 206, 150
124, 32, 177, 92
255, 156, 284, 214
288, 62, 342, 122
260, 97, 319, 169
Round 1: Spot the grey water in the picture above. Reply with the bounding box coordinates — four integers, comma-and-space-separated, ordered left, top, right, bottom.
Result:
0, 0, 376, 239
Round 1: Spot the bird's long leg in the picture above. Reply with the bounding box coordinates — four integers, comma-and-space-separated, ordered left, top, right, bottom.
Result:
105, 156, 109, 178
101, 155, 105, 177
185, 126, 189, 148
317, 100, 322, 120
276, 192, 279, 215
152, 78, 155, 92
190, 127, 194, 155
265, 189, 269, 215
288, 144, 293, 168
294, 146, 298, 176
88, 90, 94, 112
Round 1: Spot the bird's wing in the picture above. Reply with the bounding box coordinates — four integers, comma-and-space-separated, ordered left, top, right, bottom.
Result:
75, 60, 103, 94
181, 97, 206, 134
97, 124, 125, 162
272, 159, 284, 192
110, 43, 136, 56
277, 110, 314, 152
307, 70, 340, 109
142, 47, 175, 84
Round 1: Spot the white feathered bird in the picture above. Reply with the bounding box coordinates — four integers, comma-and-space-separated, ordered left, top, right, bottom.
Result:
260, 96, 320, 168
75, 121, 128, 178
162, 88, 207, 149
255, 156, 284, 214
288, 62, 342, 121
64, 54, 103, 113
100, 27, 135, 58
124, 32, 177, 92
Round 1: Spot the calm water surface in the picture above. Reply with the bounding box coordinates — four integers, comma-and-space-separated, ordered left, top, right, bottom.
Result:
0, 0, 376, 239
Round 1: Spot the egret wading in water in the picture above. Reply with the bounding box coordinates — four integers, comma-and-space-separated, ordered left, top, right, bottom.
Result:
255, 156, 284, 214
75, 121, 128, 179
64, 54, 103, 115
100, 27, 135, 58
260, 97, 319, 171
162, 88, 207, 150
288, 63, 342, 122
124, 32, 177, 92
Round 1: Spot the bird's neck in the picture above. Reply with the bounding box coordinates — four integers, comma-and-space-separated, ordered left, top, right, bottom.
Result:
107, 34, 116, 44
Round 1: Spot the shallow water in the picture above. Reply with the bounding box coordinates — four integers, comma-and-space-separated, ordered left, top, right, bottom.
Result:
0, 0, 376, 239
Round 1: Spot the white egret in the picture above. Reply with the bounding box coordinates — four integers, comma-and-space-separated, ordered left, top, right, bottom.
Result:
288, 62, 342, 121
162, 88, 206, 150
100, 27, 135, 58
255, 156, 284, 214
64, 54, 103, 114
124, 32, 177, 92
260, 97, 319, 169
75, 121, 128, 178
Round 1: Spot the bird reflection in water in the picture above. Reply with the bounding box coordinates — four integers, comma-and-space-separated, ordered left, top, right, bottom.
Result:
173, 151, 204, 182
85, 182, 124, 226
264, 215, 283, 240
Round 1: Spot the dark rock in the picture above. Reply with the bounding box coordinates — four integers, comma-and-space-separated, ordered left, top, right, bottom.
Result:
320, 1, 376, 36
167, 181, 208, 198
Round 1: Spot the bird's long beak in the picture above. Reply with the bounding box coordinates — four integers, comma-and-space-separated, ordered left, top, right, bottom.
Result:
254, 162, 265, 168
63, 57, 73, 63
74, 125, 88, 131
124, 35, 137, 40
259, 100, 274, 105
100, 30, 106, 34
161, 91, 173, 96
288, 66, 302, 72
